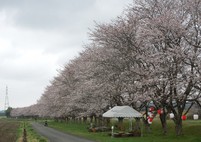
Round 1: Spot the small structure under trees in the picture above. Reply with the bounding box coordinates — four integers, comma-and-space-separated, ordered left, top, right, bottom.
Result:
103, 106, 143, 136
103, 106, 142, 118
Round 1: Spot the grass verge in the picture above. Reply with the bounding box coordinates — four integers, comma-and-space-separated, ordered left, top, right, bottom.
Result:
48, 119, 201, 142
17, 121, 47, 142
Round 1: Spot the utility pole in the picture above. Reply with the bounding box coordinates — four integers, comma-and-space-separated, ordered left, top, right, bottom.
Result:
4, 86, 9, 111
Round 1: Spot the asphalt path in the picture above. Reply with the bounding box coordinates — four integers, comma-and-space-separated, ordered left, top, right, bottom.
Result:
31, 122, 95, 142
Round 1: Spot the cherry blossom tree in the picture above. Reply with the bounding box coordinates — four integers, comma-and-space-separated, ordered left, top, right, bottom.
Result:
130, 0, 201, 135
12, 0, 201, 136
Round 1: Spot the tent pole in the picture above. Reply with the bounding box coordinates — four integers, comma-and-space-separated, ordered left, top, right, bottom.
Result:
129, 118, 132, 131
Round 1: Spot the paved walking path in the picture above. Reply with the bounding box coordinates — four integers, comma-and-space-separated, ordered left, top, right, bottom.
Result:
31, 122, 95, 142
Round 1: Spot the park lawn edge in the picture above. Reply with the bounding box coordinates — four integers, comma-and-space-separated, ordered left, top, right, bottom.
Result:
46, 119, 201, 142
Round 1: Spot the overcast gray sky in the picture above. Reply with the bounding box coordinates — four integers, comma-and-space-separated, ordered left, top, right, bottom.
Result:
0, 0, 132, 109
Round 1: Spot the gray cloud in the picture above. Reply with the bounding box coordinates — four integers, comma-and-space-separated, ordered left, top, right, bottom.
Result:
0, 0, 95, 30
0, 0, 132, 109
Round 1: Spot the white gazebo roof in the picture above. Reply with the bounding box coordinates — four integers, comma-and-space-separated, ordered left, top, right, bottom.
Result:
102, 106, 142, 118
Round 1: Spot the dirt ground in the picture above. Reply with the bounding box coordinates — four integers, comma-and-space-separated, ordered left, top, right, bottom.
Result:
0, 119, 20, 142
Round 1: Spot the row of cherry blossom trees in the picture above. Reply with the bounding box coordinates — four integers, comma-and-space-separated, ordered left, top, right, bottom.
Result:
11, 0, 201, 135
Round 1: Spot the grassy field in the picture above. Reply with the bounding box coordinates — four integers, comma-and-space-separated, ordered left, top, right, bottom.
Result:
47, 119, 201, 142
0, 118, 196, 142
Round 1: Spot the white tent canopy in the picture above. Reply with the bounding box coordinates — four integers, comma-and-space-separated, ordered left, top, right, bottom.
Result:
102, 106, 142, 118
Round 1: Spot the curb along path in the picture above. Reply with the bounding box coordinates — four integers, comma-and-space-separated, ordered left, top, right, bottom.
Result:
31, 122, 95, 142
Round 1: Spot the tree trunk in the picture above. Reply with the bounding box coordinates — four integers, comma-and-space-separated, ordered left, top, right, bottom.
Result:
145, 123, 151, 133
143, 106, 151, 133
72, 116, 75, 122
94, 116, 97, 126
78, 117, 82, 123
143, 117, 151, 133
90, 116, 93, 123
83, 116, 87, 123
175, 119, 183, 136
160, 113, 167, 135
97, 116, 102, 126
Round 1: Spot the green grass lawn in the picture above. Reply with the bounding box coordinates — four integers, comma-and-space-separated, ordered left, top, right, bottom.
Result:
47, 119, 201, 142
